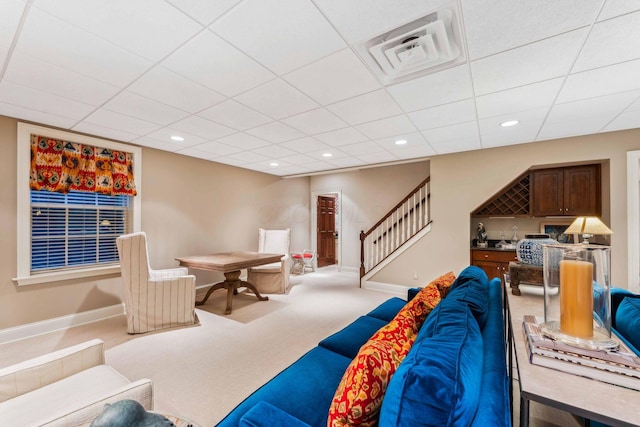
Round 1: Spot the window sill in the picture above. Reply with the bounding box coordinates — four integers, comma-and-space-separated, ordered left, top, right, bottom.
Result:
12, 265, 121, 286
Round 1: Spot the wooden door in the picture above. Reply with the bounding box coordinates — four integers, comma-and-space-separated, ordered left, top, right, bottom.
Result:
317, 195, 336, 267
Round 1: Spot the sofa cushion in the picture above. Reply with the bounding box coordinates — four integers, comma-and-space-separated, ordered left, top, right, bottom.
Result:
366, 297, 406, 322
616, 298, 640, 353
379, 303, 484, 427
240, 401, 311, 427
217, 346, 351, 427
319, 316, 387, 359
448, 265, 488, 294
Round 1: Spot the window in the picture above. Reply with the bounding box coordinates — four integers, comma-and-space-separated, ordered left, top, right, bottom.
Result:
31, 190, 129, 272
14, 123, 141, 286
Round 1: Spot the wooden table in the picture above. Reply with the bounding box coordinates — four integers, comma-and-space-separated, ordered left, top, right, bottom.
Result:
506, 290, 640, 426
176, 251, 283, 315
509, 261, 543, 296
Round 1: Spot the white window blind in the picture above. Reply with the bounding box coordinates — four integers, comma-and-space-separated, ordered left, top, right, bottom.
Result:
30, 190, 129, 272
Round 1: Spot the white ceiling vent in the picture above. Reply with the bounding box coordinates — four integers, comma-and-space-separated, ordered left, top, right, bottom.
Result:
355, 5, 466, 86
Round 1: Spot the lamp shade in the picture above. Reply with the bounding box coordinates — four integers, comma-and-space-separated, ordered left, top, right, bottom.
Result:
565, 217, 613, 236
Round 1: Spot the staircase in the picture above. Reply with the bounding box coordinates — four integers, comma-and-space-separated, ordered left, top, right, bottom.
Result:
360, 177, 431, 284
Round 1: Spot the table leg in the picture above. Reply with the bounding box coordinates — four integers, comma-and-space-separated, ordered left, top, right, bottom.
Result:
520, 397, 530, 427
195, 281, 226, 306
195, 270, 269, 315
511, 268, 522, 296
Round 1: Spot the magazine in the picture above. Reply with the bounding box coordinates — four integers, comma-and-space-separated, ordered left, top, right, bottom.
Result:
522, 315, 640, 391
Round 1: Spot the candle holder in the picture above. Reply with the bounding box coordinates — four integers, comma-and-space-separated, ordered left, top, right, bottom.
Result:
541, 243, 617, 350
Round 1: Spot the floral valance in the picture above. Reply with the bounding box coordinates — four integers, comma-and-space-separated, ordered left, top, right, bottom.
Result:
29, 134, 137, 196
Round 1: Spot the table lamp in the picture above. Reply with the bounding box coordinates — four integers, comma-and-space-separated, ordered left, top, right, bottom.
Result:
564, 216, 612, 244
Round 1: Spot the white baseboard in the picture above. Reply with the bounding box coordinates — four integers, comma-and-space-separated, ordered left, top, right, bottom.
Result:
0, 303, 125, 345
362, 280, 409, 298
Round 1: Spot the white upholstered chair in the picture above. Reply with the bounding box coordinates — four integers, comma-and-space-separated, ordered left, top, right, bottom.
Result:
116, 232, 198, 334
247, 228, 291, 294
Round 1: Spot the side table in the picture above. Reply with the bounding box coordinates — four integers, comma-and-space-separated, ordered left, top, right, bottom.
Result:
508, 261, 543, 296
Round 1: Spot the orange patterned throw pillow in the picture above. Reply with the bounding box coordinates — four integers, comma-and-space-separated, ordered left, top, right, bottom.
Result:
327, 283, 442, 427
428, 271, 457, 298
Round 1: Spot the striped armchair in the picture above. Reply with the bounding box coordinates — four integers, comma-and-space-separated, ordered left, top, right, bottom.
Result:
116, 232, 198, 334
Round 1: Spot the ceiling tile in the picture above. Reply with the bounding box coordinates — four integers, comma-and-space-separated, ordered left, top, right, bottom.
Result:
356, 115, 416, 139
538, 117, 608, 141
4, 52, 120, 106
421, 121, 480, 154
217, 132, 271, 150
557, 59, 640, 103
162, 30, 275, 97
175, 147, 214, 161
327, 89, 402, 125
282, 108, 347, 134
475, 79, 564, 119
33, 0, 203, 61
0, 81, 95, 120
279, 137, 330, 153
279, 153, 317, 165
211, 0, 345, 74
284, 49, 381, 105
245, 121, 304, 143
314, 127, 369, 146
0, 102, 78, 129
0, 1, 27, 64
598, 0, 640, 21
471, 29, 587, 96
72, 121, 141, 142
461, 0, 600, 60
82, 108, 161, 136
573, 11, 640, 72
133, 136, 188, 152
409, 99, 476, 131
388, 65, 473, 112
136, 126, 207, 148
17, 7, 152, 86
170, 115, 236, 139
234, 79, 318, 120
339, 140, 385, 155
104, 91, 190, 125
188, 140, 243, 156
312, 0, 447, 44
324, 156, 366, 169
224, 150, 269, 163
198, 100, 271, 131
479, 108, 548, 148
374, 132, 436, 159
603, 109, 640, 132
307, 147, 349, 161
355, 150, 398, 164
128, 67, 226, 114
166, 0, 242, 26
251, 144, 297, 158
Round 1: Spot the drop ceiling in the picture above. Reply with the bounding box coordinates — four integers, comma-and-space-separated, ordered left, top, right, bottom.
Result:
1, 0, 639, 177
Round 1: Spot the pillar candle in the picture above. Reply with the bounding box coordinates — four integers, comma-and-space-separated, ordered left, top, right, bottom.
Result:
559, 259, 594, 338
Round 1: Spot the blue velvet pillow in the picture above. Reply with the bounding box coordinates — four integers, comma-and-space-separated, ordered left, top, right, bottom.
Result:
367, 297, 406, 322
446, 277, 490, 329
379, 304, 483, 427
615, 298, 640, 353
318, 316, 387, 359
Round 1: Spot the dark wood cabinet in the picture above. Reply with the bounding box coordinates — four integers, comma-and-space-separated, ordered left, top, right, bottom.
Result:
471, 249, 518, 283
532, 164, 600, 217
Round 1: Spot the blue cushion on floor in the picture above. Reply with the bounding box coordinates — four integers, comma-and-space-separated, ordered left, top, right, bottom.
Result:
615, 298, 640, 352
366, 297, 406, 322
318, 315, 387, 359
216, 346, 351, 427
379, 303, 483, 427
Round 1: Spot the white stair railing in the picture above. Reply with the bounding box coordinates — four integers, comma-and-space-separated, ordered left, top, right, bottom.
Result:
360, 177, 430, 278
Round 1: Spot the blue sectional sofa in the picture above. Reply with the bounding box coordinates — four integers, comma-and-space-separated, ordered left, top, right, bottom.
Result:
216, 266, 511, 427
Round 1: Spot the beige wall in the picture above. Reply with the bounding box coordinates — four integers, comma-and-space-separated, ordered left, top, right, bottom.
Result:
0, 116, 310, 329
372, 129, 640, 290
310, 161, 430, 269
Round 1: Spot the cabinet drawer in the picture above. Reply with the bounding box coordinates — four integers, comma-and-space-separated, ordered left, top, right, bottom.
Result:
471, 250, 517, 263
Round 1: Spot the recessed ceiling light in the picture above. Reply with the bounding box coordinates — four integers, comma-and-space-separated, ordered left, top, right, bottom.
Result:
170, 135, 185, 141
500, 120, 519, 127
270, 162, 279, 167
322, 153, 333, 157
395, 139, 408, 145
